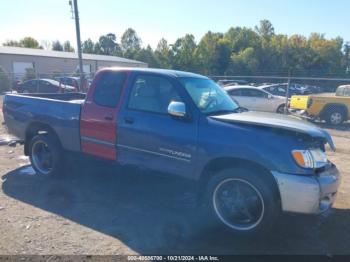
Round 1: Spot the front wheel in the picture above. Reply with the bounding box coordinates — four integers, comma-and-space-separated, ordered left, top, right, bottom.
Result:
29, 134, 64, 177
206, 168, 280, 235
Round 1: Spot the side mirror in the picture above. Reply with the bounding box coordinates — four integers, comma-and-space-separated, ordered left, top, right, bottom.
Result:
168, 101, 186, 118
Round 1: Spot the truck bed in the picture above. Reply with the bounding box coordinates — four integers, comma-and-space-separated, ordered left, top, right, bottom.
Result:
3, 93, 86, 152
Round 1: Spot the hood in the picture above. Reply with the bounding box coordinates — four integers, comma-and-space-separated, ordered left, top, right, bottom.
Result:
210, 111, 336, 151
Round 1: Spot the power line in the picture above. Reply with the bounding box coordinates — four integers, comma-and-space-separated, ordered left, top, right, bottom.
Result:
209, 75, 350, 82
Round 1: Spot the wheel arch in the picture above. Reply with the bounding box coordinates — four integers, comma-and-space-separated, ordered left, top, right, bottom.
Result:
319, 103, 348, 119
24, 121, 61, 156
276, 103, 286, 113
198, 157, 281, 204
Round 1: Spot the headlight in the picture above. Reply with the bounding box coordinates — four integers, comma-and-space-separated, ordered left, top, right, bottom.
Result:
292, 149, 328, 169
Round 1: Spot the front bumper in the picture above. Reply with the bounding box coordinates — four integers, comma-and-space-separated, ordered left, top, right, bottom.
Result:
272, 165, 340, 214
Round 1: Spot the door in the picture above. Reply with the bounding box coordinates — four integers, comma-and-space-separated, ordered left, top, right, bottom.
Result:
117, 73, 198, 177
80, 71, 128, 160
39, 80, 57, 93
229, 88, 257, 110
242, 89, 270, 112
20, 80, 38, 93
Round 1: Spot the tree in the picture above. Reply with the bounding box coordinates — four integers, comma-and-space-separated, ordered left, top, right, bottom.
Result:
229, 47, 259, 74
0, 66, 11, 93
155, 38, 172, 68
19, 37, 42, 49
196, 31, 231, 75
52, 40, 63, 51
82, 39, 95, 54
97, 33, 121, 55
171, 34, 198, 72
63, 41, 75, 52
344, 42, 350, 74
3, 40, 21, 47
41, 40, 52, 50
3, 37, 42, 49
134, 45, 160, 68
121, 28, 142, 58
255, 20, 275, 39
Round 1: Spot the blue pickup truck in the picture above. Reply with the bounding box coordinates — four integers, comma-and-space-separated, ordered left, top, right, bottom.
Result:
3, 68, 341, 235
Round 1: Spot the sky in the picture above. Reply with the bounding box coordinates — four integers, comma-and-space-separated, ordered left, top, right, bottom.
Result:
1, 0, 350, 49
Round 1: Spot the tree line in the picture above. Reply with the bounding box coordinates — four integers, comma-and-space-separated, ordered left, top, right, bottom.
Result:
2, 20, 350, 77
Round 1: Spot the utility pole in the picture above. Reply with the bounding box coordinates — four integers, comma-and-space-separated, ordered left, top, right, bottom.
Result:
284, 70, 291, 115
70, 0, 84, 92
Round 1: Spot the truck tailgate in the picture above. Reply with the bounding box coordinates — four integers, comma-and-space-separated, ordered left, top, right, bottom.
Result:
290, 95, 309, 110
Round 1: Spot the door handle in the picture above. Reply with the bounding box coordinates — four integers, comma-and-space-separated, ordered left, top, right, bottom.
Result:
124, 116, 134, 124
104, 116, 113, 121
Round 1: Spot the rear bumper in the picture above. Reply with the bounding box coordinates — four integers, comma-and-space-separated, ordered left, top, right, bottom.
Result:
288, 109, 315, 121
272, 165, 340, 214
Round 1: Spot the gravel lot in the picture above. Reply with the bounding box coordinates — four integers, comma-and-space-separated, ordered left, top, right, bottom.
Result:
0, 95, 349, 255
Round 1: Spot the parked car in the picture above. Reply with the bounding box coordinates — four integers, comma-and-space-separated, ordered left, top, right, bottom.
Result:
217, 79, 248, 87
16, 79, 76, 93
260, 83, 312, 97
289, 85, 350, 125
224, 85, 286, 113
55, 76, 80, 91
55, 76, 90, 92
3, 68, 340, 235
335, 85, 350, 97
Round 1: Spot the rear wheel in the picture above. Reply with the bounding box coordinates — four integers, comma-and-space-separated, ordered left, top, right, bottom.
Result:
325, 108, 345, 125
206, 168, 280, 235
276, 104, 286, 114
29, 134, 64, 177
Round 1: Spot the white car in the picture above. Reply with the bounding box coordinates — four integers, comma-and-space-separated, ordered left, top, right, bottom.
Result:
224, 85, 286, 114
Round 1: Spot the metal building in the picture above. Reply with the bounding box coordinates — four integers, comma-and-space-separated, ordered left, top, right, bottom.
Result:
0, 46, 148, 80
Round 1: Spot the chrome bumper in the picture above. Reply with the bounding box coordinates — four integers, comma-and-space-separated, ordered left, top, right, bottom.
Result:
272, 166, 341, 214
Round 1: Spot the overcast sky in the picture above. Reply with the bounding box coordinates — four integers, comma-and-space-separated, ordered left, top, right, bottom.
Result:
1, 0, 349, 49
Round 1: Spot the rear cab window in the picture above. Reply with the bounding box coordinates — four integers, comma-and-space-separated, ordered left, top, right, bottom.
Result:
93, 72, 127, 107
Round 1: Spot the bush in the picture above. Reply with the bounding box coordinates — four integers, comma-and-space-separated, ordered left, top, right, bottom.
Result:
0, 67, 11, 94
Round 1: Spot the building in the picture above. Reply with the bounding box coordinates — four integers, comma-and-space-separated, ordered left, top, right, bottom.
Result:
0, 46, 148, 80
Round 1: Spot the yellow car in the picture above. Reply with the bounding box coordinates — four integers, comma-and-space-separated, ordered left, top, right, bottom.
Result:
290, 85, 350, 125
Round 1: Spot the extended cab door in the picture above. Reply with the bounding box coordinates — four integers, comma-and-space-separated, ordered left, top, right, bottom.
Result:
116, 73, 198, 177
80, 71, 128, 160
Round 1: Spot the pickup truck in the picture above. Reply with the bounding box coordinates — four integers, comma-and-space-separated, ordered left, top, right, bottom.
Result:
289, 85, 350, 125
3, 68, 341, 235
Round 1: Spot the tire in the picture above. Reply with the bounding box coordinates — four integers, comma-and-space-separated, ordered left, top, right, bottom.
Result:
325, 107, 345, 126
276, 104, 286, 114
205, 168, 280, 236
29, 134, 64, 177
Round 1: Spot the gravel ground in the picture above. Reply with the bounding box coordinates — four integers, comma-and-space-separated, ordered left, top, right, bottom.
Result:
0, 95, 349, 255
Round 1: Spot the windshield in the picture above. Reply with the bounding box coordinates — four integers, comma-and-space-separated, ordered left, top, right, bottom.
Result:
180, 77, 239, 115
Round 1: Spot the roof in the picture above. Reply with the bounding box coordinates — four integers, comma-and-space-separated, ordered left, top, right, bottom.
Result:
101, 67, 207, 78
0, 46, 147, 65
223, 85, 256, 90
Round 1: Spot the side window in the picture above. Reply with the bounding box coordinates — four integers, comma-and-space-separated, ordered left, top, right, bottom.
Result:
344, 88, 350, 97
244, 89, 268, 98
93, 72, 126, 107
128, 75, 182, 114
229, 89, 242, 96
240, 89, 251, 97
